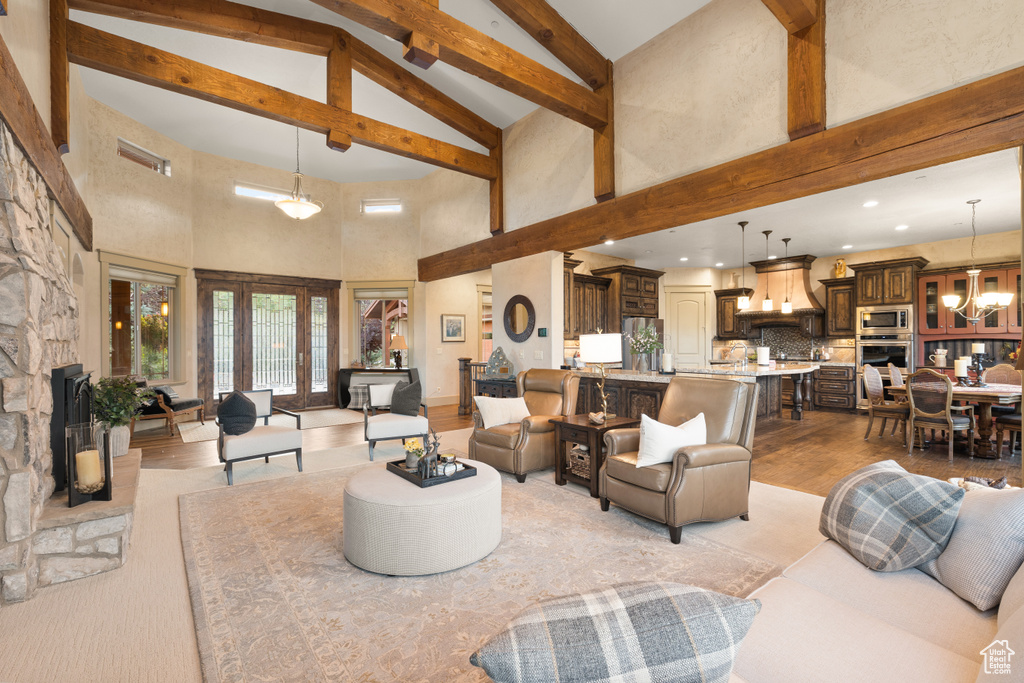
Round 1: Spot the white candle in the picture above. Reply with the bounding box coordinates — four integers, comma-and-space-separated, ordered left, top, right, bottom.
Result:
972, 343, 985, 354
954, 359, 969, 377
662, 353, 673, 372
75, 449, 102, 488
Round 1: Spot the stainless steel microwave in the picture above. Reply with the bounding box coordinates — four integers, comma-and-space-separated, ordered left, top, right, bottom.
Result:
856, 306, 913, 335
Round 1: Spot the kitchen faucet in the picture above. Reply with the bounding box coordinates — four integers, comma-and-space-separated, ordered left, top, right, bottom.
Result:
729, 341, 749, 367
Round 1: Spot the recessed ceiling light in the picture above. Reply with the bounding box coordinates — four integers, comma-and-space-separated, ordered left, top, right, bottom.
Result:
490, 20, 500, 29
895, 225, 909, 231
862, 200, 879, 208
644, 250, 652, 254
715, 262, 724, 267
604, 239, 614, 245
842, 245, 853, 249
768, 255, 777, 260
679, 257, 688, 262
669, 230, 676, 234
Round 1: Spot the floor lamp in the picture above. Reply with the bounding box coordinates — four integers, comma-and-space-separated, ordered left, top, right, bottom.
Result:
579, 333, 622, 422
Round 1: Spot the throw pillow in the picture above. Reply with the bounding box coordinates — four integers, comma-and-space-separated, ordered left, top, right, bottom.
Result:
368, 383, 396, 408
919, 488, 1024, 611
347, 384, 369, 410
391, 380, 422, 416
217, 391, 257, 436
153, 385, 179, 401
474, 396, 530, 430
470, 582, 760, 683
635, 413, 707, 468
819, 460, 964, 572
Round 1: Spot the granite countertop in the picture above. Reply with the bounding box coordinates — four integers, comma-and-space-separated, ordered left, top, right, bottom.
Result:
573, 363, 820, 382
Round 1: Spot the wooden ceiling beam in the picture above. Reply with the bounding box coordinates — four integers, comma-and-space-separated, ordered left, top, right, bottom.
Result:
486, 0, 608, 89
67, 22, 498, 180
593, 60, 614, 201
50, 0, 71, 154
0, 32, 92, 248
761, 0, 818, 33
489, 143, 504, 234
326, 33, 353, 152
68, 0, 501, 149
418, 64, 1024, 281
787, 0, 825, 140
307, 0, 609, 129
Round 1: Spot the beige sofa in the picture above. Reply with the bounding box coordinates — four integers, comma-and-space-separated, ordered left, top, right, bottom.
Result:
731, 538, 1024, 682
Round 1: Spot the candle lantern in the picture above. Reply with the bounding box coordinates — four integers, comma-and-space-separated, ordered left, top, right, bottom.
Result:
66, 423, 113, 507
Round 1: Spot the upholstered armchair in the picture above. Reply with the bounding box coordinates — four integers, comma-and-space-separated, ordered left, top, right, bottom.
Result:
468, 368, 579, 482
599, 376, 759, 544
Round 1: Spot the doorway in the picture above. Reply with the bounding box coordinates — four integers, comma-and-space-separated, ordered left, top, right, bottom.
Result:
665, 289, 712, 368
197, 270, 340, 411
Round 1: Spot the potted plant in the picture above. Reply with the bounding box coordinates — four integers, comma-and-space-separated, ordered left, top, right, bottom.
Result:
626, 325, 663, 373
93, 377, 154, 457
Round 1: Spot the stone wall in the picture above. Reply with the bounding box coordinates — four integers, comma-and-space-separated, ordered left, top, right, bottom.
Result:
0, 121, 80, 604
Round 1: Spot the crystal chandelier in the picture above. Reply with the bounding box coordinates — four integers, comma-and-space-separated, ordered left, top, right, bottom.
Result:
761, 230, 773, 311
780, 237, 792, 314
942, 199, 1013, 323
275, 128, 323, 220
737, 221, 750, 310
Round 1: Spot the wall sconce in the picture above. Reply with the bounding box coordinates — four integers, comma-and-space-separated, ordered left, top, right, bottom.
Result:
114, 321, 122, 330
161, 302, 169, 317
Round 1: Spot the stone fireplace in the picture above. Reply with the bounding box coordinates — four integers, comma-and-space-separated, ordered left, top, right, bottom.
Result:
0, 121, 82, 604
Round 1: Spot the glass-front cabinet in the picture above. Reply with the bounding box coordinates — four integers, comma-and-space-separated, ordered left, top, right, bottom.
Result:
1009, 268, 1022, 335
917, 274, 946, 334
918, 265, 1019, 337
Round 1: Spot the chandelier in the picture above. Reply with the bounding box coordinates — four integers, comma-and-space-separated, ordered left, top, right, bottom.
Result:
275, 128, 323, 220
941, 199, 1013, 323
737, 222, 750, 310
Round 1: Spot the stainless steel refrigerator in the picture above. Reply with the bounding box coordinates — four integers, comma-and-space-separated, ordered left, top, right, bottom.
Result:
621, 317, 664, 372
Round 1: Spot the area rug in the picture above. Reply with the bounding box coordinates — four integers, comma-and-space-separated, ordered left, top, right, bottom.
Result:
177, 408, 363, 443
180, 466, 785, 682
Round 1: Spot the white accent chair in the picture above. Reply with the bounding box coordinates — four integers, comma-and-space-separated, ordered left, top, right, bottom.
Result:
363, 384, 429, 461
217, 389, 302, 485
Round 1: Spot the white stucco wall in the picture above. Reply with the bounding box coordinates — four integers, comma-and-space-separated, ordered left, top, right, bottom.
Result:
492, 252, 563, 374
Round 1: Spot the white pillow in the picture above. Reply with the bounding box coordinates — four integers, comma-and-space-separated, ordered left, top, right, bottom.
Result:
635, 413, 707, 468
369, 383, 396, 408
475, 396, 531, 430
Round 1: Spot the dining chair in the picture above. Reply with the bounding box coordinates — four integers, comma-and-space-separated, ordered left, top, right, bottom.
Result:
863, 365, 909, 445
982, 363, 1022, 417
906, 369, 975, 461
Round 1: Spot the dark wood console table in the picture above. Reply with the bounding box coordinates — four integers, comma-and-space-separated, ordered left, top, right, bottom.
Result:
552, 414, 641, 498
474, 378, 517, 398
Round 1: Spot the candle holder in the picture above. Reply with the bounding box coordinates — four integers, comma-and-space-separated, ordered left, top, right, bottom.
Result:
971, 353, 987, 388
65, 423, 113, 507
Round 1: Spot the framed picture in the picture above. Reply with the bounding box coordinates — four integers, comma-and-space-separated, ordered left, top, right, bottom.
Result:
441, 314, 466, 342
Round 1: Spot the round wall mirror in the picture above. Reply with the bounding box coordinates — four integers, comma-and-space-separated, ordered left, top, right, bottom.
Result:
504, 295, 535, 343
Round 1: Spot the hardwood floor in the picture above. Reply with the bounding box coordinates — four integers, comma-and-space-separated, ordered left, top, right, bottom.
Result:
132, 406, 1022, 496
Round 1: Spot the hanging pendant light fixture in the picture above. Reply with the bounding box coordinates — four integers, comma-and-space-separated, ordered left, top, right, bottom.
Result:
275, 128, 323, 220
737, 221, 750, 310
761, 230, 773, 311
942, 199, 1013, 322
780, 238, 793, 314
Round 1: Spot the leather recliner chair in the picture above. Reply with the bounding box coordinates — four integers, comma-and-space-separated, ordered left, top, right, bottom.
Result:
468, 368, 579, 482
599, 376, 759, 543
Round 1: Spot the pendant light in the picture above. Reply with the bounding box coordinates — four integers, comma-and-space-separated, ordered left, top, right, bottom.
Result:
942, 199, 1013, 322
780, 238, 793, 314
737, 221, 750, 310
275, 128, 323, 220
761, 230, 773, 311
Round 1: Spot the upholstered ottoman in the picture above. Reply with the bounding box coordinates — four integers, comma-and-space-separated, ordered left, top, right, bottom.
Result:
343, 459, 502, 576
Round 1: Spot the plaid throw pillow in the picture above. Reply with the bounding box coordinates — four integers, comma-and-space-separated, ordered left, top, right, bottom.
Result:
470, 582, 760, 683
820, 460, 964, 572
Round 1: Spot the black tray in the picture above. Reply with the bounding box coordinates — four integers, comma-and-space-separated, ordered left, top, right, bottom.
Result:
387, 459, 477, 488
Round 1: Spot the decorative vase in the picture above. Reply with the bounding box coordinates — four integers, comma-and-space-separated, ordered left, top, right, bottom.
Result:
106, 424, 131, 457
405, 451, 420, 469
637, 355, 649, 373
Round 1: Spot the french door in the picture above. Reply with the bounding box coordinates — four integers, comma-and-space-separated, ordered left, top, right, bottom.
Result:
197, 270, 340, 411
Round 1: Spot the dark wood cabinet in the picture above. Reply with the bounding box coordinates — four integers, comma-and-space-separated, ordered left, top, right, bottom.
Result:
576, 376, 663, 420
853, 258, 928, 307
820, 277, 856, 337
474, 378, 517, 398
591, 265, 664, 332
917, 262, 1018, 337
812, 366, 856, 411
563, 256, 610, 340
714, 288, 754, 339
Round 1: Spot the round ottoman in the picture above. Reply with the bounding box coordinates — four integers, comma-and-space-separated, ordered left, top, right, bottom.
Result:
343, 459, 502, 576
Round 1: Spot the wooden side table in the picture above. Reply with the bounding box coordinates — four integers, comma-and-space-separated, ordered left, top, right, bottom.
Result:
551, 414, 641, 498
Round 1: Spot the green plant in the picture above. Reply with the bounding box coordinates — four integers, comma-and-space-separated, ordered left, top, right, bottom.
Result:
93, 376, 155, 427
626, 325, 664, 355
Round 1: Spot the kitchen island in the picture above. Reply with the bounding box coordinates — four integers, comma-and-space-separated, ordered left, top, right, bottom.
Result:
572, 363, 819, 421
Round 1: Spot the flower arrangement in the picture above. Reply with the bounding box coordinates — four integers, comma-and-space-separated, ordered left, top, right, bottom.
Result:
404, 437, 425, 468
1010, 344, 1020, 362
626, 325, 664, 355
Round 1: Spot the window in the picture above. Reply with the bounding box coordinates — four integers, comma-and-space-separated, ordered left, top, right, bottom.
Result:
234, 182, 308, 203
360, 199, 402, 214
351, 284, 412, 369
117, 138, 171, 176
101, 252, 186, 381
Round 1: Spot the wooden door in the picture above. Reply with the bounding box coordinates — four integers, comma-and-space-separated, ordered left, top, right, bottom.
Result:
883, 265, 914, 304
917, 274, 946, 335
197, 279, 244, 410
855, 269, 883, 306
304, 287, 340, 407
246, 283, 305, 410
666, 291, 708, 368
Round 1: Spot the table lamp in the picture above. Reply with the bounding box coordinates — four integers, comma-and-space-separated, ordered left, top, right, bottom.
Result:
390, 335, 408, 370
579, 333, 622, 421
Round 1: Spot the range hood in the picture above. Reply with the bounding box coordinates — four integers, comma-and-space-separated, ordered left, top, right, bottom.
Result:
736, 255, 824, 329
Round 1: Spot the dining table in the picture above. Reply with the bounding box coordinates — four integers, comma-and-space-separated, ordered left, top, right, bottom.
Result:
889, 382, 1022, 458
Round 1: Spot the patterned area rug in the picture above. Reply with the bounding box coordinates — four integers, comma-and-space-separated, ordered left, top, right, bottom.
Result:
177, 408, 364, 443
180, 466, 784, 682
